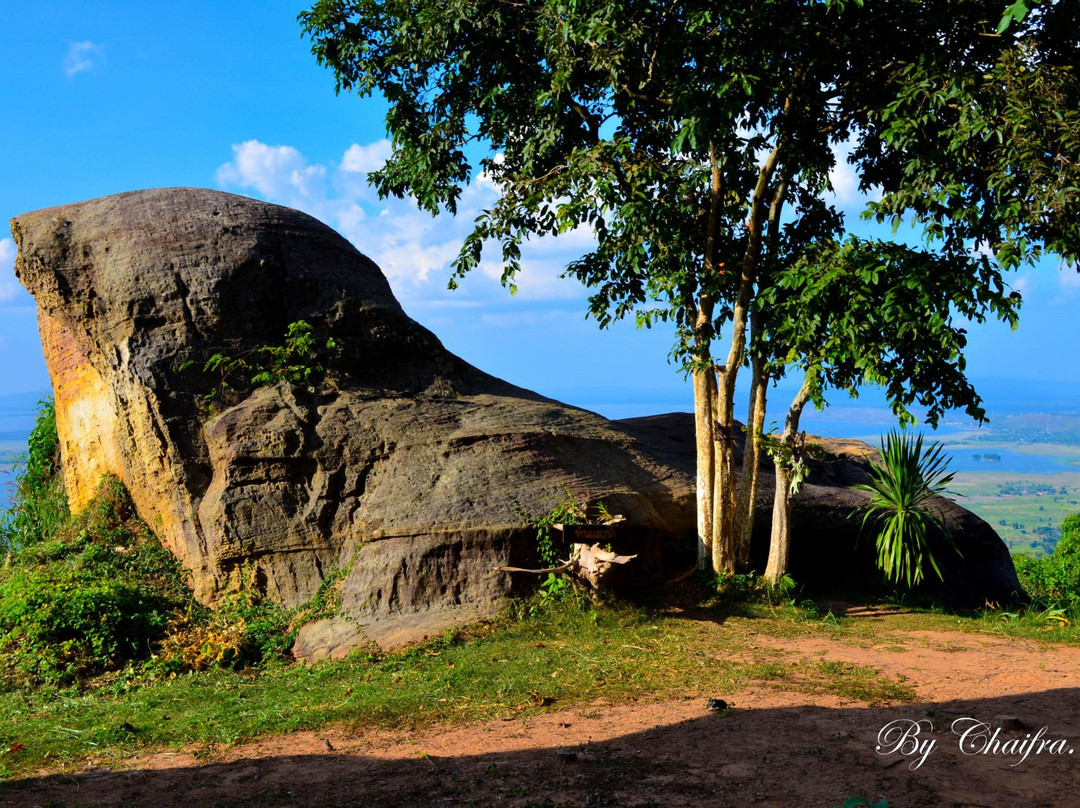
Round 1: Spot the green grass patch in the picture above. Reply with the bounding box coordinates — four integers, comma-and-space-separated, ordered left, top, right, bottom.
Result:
0, 598, 919, 776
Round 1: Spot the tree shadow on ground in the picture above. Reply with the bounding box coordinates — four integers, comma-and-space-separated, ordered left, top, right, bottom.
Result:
4, 687, 1078, 807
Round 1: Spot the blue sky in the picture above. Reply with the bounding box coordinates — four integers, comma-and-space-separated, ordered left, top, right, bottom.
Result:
0, 1, 1077, 428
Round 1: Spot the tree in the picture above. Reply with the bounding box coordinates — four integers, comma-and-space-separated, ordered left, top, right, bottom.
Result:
755, 238, 1018, 584
300, 0, 1080, 574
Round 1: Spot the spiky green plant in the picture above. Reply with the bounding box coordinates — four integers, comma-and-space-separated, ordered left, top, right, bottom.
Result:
852, 430, 957, 588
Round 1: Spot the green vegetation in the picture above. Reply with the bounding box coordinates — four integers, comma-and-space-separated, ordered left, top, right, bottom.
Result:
528, 488, 588, 568
516, 488, 623, 608
0, 477, 191, 687
1010, 514, 1080, 617
853, 432, 957, 588
7, 573, 1080, 778
0, 402, 293, 690
0, 596, 919, 776
0, 397, 68, 554
181, 319, 338, 409
964, 414, 1080, 446
0, 472, 293, 690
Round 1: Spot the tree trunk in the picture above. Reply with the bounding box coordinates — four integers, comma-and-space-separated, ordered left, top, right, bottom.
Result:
700, 134, 787, 576
693, 365, 717, 571
764, 462, 793, 585
764, 377, 812, 585
712, 377, 737, 574
734, 353, 767, 571
710, 138, 786, 575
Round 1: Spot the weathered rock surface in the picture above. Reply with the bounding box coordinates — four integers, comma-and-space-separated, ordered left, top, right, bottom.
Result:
617, 413, 1025, 607
11, 188, 696, 649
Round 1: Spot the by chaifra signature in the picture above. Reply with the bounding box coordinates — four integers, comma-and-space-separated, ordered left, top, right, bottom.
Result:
875, 718, 1074, 770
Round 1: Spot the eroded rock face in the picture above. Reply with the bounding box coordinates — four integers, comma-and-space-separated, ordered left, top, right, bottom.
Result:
618, 413, 1025, 607
12, 189, 695, 646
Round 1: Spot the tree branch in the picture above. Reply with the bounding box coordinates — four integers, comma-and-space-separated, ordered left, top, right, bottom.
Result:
619, 85, 673, 106
784, 373, 814, 441
721, 134, 786, 398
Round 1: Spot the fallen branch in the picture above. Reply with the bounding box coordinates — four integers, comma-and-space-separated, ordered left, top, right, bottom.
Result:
495, 562, 572, 575
494, 543, 638, 591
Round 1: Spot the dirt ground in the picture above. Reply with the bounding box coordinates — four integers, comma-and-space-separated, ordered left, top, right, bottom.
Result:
5, 607, 1080, 807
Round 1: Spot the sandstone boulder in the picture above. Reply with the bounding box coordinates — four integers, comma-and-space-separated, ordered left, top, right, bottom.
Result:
11, 188, 695, 648
617, 413, 1025, 607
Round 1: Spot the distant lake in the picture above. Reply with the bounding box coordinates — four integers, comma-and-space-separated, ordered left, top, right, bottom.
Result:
799, 417, 967, 444
0, 412, 35, 442
942, 445, 1080, 475
796, 416, 1080, 476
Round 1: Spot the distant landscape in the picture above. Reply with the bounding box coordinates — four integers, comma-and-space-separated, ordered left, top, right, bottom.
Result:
0, 391, 40, 512
932, 415, 1080, 553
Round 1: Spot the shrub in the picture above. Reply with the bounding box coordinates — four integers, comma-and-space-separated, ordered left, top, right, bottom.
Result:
184, 319, 338, 409
0, 476, 190, 687
1013, 513, 1080, 613
0, 474, 298, 688
151, 590, 293, 674
0, 400, 321, 687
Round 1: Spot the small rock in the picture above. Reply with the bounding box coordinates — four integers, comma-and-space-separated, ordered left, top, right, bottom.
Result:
995, 715, 1024, 731
876, 753, 906, 769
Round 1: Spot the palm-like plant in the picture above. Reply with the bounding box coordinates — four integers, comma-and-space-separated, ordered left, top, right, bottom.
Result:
853, 430, 957, 588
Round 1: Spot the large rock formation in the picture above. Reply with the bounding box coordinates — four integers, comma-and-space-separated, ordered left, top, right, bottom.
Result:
11, 188, 1022, 653
11, 188, 695, 648
619, 413, 1024, 607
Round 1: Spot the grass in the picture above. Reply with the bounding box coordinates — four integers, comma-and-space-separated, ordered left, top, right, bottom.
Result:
0, 596, 920, 777
10, 585, 1080, 779
3, 579, 1080, 778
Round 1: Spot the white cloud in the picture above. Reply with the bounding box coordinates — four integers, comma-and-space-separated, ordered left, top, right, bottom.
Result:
0, 239, 20, 302
1011, 271, 1036, 298
340, 140, 392, 175
828, 158, 861, 205
1060, 266, 1080, 290
827, 136, 881, 209
477, 308, 588, 330
215, 139, 595, 305
64, 41, 105, 78
215, 141, 328, 207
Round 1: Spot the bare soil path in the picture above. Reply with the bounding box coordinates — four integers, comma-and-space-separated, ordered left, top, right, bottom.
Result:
5, 617, 1080, 807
